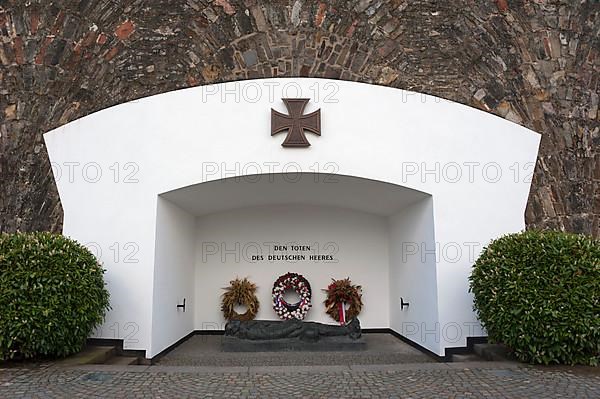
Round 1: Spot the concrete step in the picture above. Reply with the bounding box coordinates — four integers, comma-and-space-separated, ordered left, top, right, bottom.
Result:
58, 346, 116, 366
473, 343, 512, 361
451, 353, 483, 363
104, 356, 141, 365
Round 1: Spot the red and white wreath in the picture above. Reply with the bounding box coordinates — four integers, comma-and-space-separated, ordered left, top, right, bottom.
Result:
272, 272, 312, 320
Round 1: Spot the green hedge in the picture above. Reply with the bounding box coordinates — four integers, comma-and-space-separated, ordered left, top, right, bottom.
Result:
0, 232, 110, 360
469, 230, 599, 365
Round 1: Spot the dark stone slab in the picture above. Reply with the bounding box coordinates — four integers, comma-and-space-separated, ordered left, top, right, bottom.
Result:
225, 318, 362, 340
222, 318, 366, 352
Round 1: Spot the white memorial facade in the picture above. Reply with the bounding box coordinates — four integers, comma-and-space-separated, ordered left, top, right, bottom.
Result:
44, 78, 540, 359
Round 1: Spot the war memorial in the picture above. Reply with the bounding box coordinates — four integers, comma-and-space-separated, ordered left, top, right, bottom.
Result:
0, 1, 598, 397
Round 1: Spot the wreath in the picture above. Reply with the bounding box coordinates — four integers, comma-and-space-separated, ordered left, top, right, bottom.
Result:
324, 278, 363, 325
221, 277, 260, 321
272, 272, 312, 320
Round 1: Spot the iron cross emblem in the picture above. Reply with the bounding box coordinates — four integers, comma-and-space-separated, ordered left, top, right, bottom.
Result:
271, 98, 321, 147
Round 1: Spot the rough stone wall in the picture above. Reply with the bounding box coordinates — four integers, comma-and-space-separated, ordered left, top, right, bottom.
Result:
0, 0, 598, 236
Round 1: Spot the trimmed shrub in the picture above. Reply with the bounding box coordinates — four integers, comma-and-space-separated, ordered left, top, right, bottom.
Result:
0, 232, 110, 360
469, 230, 599, 365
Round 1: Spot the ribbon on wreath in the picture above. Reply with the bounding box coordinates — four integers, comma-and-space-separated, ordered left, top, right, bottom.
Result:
337, 301, 346, 325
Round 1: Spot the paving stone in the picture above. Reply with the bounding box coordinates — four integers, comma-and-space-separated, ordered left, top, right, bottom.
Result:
0, 361, 598, 398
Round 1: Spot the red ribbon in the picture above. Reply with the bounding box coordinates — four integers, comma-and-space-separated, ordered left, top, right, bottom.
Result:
338, 302, 345, 326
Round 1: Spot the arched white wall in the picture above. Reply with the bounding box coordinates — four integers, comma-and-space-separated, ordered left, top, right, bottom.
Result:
44, 78, 540, 357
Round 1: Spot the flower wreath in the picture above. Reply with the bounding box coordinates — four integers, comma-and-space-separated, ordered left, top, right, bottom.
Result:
272, 272, 312, 320
221, 277, 260, 321
324, 278, 363, 325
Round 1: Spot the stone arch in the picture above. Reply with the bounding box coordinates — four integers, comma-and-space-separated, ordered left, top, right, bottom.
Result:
0, 0, 598, 235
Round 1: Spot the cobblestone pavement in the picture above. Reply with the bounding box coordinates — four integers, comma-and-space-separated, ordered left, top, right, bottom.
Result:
0, 362, 599, 398
156, 334, 434, 366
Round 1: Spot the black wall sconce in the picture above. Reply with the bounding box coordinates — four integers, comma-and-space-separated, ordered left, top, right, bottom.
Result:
400, 297, 410, 310
177, 298, 186, 312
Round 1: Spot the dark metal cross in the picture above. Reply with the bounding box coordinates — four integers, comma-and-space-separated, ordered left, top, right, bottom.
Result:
271, 98, 321, 147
